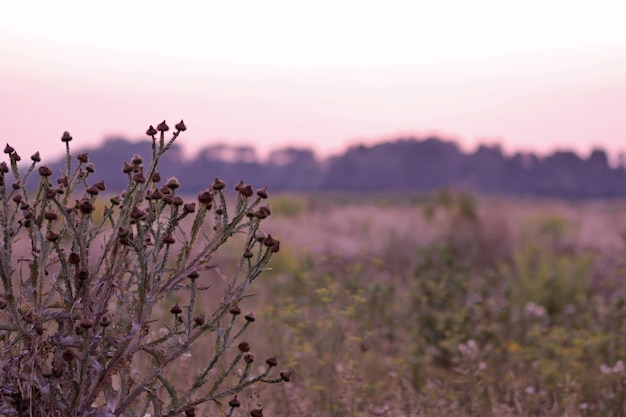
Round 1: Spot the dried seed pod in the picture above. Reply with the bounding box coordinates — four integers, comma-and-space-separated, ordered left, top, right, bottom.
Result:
228, 396, 241, 408
31, 151, 41, 162
244, 312, 256, 322
193, 315, 205, 326
62, 348, 76, 362
170, 303, 183, 315
46, 231, 59, 242
4, 143, 15, 154
133, 172, 146, 183
157, 120, 169, 132
61, 131, 73, 142
44, 211, 58, 221
79, 318, 94, 329
68, 252, 80, 265
211, 178, 226, 191
165, 177, 180, 189
244, 353, 255, 364
85, 163, 95, 173
77, 153, 89, 163
239, 185, 254, 198
280, 370, 293, 382
122, 162, 134, 174
38, 166, 53, 177
171, 196, 183, 206
265, 356, 278, 367
131, 154, 143, 165
175, 120, 187, 131
263, 234, 278, 247
238, 342, 250, 352
250, 409, 264, 417
197, 190, 213, 205
161, 235, 175, 244
151, 171, 161, 183
146, 125, 157, 136
243, 248, 253, 259
130, 206, 146, 219
187, 271, 199, 279
57, 176, 68, 187
94, 180, 106, 191
183, 202, 196, 213
229, 306, 241, 316
256, 186, 269, 199
184, 407, 195, 417
77, 269, 89, 280
86, 185, 99, 196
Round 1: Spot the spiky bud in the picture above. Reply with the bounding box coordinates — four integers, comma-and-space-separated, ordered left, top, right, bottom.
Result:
38, 166, 53, 177
175, 120, 187, 131
157, 120, 169, 132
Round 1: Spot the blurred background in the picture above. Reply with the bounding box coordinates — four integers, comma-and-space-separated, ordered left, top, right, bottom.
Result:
2, 0, 626, 171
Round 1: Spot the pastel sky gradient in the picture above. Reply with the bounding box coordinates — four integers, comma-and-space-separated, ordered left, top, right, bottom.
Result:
2, 0, 626, 161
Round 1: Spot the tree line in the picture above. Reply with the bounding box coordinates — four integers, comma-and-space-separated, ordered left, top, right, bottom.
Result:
44, 136, 626, 198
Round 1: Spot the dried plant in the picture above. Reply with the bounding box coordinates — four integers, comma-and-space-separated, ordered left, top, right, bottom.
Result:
0, 121, 288, 416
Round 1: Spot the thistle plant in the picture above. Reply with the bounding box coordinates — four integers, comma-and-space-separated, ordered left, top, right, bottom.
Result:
0, 121, 288, 417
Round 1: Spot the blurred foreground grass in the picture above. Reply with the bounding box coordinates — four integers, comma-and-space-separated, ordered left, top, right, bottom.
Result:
155, 192, 626, 415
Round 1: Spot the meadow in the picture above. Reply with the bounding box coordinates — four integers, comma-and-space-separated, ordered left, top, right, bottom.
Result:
4, 129, 626, 417
226, 191, 626, 416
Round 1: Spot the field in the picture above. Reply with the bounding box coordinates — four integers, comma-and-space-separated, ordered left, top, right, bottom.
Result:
216, 191, 626, 416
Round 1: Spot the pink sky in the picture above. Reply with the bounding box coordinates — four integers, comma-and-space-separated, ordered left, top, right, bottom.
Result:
2, 1, 626, 162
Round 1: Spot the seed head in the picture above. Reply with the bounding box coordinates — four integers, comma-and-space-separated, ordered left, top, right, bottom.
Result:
183, 202, 196, 213
31, 151, 41, 162
38, 166, 53, 177
46, 231, 59, 242
94, 180, 106, 191
80, 318, 94, 329
62, 348, 77, 361
133, 172, 146, 183
245, 312, 256, 322
152, 171, 162, 183
256, 186, 269, 199
122, 162, 134, 174
165, 177, 180, 190
265, 356, 278, 367
228, 396, 241, 408
211, 178, 226, 191
68, 252, 80, 265
170, 195, 183, 206
244, 248, 253, 259
170, 303, 183, 315
86, 185, 99, 196
193, 314, 205, 326
175, 120, 187, 131
146, 125, 158, 136
239, 184, 254, 198
250, 409, 264, 417
130, 206, 146, 219
244, 352, 255, 364
0, 162, 8, 173
184, 407, 195, 417
238, 341, 250, 352
44, 211, 58, 221
77, 153, 89, 163
77, 269, 89, 280
61, 131, 73, 142
4, 143, 14, 154
197, 190, 213, 205
161, 235, 175, 244
229, 306, 241, 316
157, 120, 169, 132
263, 234, 278, 247
280, 370, 293, 382
187, 271, 199, 279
